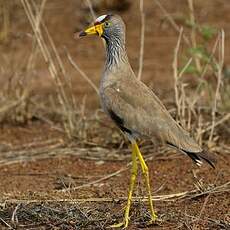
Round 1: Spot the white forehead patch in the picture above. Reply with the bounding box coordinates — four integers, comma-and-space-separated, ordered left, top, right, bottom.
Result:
95, 15, 107, 23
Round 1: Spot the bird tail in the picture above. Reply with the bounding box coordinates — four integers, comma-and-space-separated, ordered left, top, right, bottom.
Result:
166, 142, 216, 168
182, 149, 216, 169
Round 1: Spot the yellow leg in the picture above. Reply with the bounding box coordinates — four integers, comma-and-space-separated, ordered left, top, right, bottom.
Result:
111, 144, 138, 228
133, 142, 157, 223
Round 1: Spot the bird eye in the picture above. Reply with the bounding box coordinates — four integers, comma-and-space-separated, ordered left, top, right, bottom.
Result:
104, 21, 110, 27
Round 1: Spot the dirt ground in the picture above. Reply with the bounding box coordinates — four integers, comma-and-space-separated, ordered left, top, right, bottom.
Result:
0, 123, 229, 229
0, 0, 229, 229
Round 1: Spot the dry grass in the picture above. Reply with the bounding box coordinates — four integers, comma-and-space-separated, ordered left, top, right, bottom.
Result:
0, 182, 229, 229
22, 0, 79, 139
137, 0, 145, 80
0, 1, 10, 43
0, 0, 228, 144
169, 1, 229, 149
0, 1, 229, 229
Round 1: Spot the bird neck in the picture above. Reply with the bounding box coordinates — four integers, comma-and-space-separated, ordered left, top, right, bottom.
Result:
104, 35, 129, 70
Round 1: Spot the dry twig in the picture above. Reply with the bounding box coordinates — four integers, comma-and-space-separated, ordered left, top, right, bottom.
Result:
85, 0, 96, 21
187, 0, 201, 73
173, 27, 183, 118
2, 181, 229, 203
209, 30, 225, 144
66, 51, 99, 95
0, 217, 13, 229
137, 0, 145, 80
21, 0, 77, 138
153, 0, 190, 45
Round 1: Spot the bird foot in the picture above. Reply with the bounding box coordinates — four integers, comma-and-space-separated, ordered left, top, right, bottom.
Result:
110, 214, 157, 228
110, 219, 129, 229
147, 213, 158, 226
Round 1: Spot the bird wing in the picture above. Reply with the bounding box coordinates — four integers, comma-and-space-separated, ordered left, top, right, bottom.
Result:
102, 77, 201, 153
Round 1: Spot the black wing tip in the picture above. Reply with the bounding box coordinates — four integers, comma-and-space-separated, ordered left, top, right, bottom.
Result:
166, 142, 217, 169
198, 150, 216, 169
186, 150, 216, 169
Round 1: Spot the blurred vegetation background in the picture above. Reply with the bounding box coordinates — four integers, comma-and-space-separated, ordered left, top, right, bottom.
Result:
0, 0, 229, 146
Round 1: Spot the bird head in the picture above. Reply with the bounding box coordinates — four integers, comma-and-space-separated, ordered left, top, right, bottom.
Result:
76, 14, 125, 41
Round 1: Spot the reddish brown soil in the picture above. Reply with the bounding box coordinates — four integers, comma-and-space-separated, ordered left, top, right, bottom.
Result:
0, 124, 229, 229
0, 0, 229, 229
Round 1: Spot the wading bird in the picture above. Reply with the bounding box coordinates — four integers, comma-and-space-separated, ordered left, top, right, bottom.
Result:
76, 14, 215, 228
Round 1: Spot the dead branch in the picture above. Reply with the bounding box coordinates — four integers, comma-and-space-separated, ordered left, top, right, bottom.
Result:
153, 0, 190, 45
173, 27, 183, 118
66, 51, 99, 95
137, 0, 145, 80
209, 30, 225, 143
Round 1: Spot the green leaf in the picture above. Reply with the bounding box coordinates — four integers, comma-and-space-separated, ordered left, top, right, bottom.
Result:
178, 63, 198, 75
200, 26, 217, 40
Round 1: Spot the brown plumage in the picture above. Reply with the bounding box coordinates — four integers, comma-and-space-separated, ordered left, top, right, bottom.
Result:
91, 14, 215, 168
101, 65, 215, 167
77, 14, 216, 227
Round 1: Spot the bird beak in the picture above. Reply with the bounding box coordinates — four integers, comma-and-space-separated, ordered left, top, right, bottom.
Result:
77, 24, 104, 38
